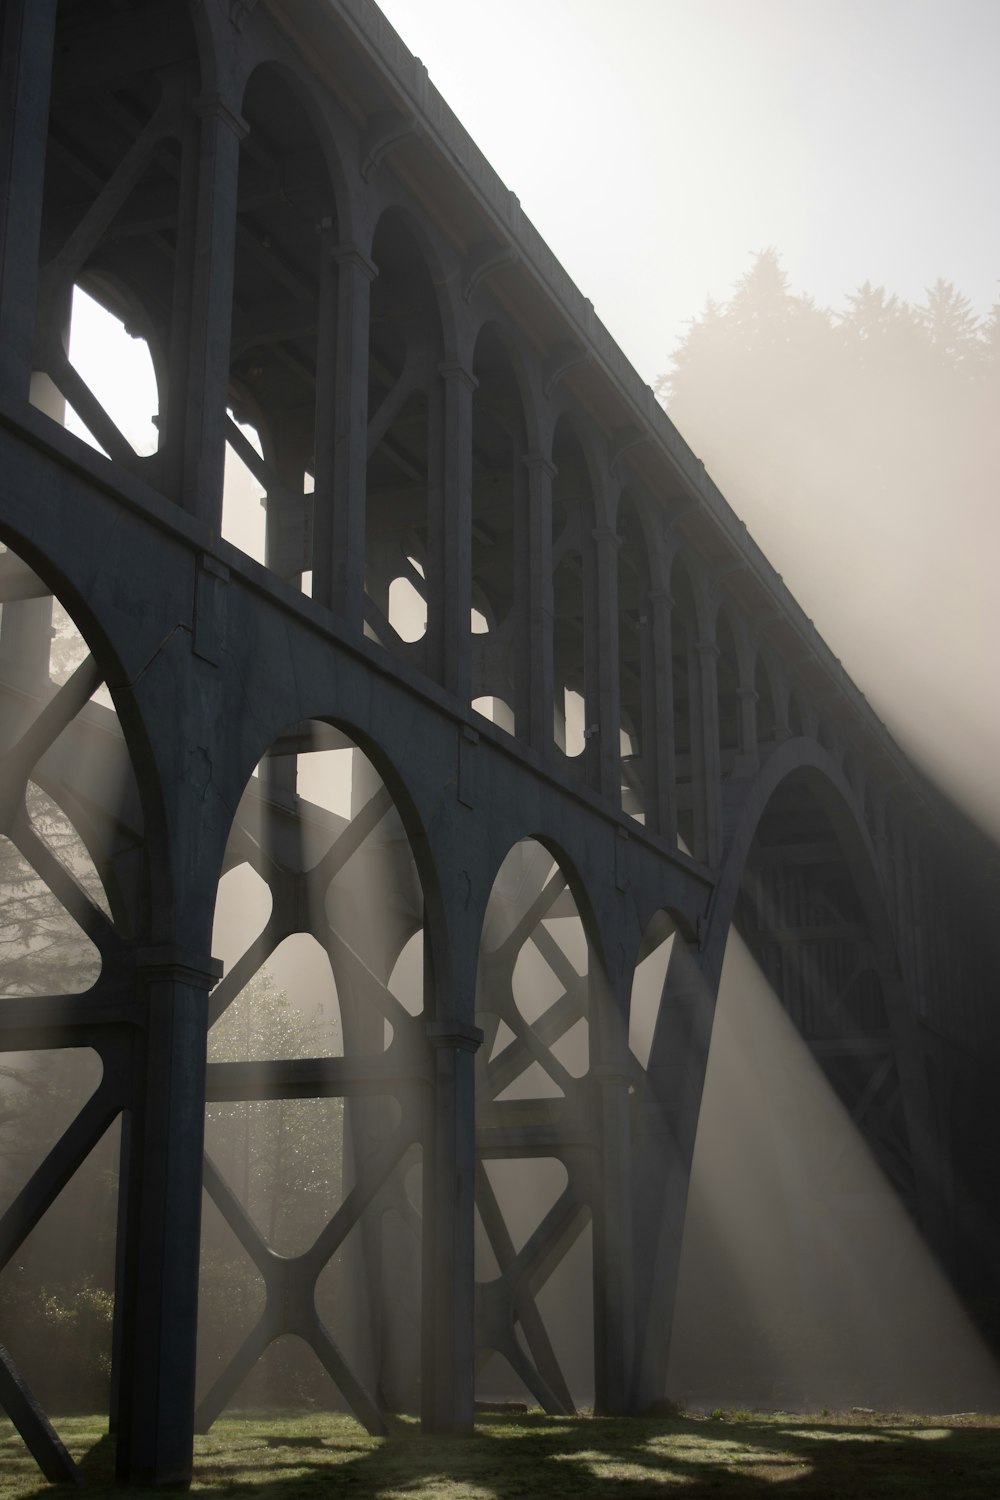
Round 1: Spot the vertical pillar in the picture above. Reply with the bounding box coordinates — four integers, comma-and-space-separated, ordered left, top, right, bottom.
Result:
591, 527, 622, 801
179, 94, 246, 529
647, 587, 676, 844
0, 0, 56, 400
422, 1017, 482, 1433
265, 418, 311, 585
772, 675, 792, 741
735, 684, 759, 775
521, 453, 555, 758
310, 221, 339, 601
432, 363, 476, 698
695, 638, 723, 866
632, 938, 718, 1408
313, 244, 375, 623
591, 968, 634, 1413
114, 949, 221, 1485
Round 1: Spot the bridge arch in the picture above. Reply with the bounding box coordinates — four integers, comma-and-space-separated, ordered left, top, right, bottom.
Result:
237, 55, 357, 241
29, 4, 202, 494
703, 740, 937, 1230
0, 526, 185, 935
709, 738, 891, 955
200, 712, 436, 1425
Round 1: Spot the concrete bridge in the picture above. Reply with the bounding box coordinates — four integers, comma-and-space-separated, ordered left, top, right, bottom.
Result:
0, 0, 995, 1484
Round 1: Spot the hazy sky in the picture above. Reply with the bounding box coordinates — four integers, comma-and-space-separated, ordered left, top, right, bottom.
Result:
374, 0, 1000, 841
376, 0, 1000, 382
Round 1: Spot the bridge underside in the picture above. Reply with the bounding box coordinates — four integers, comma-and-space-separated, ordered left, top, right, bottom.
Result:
0, 0, 996, 1486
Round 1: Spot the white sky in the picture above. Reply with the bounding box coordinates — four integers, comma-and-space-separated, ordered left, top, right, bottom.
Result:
376, 0, 1000, 382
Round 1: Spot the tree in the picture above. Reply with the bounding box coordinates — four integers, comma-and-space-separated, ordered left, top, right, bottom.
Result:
659, 251, 1000, 839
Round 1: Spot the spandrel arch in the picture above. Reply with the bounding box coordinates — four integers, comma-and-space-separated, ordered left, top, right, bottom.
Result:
30, 1, 201, 493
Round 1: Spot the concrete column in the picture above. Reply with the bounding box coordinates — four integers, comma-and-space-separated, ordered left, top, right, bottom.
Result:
591, 527, 622, 801
521, 452, 555, 758
312, 244, 375, 623
632, 938, 718, 1408
772, 675, 792, 741
421, 1017, 482, 1433
647, 588, 676, 844
695, 638, 723, 866
179, 92, 246, 529
432, 362, 476, 698
310, 221, 340, 603
591, 1025, 635, 1414
735, 684, 760, 776
0, 0, 56, 400
114, 948, 221, 1486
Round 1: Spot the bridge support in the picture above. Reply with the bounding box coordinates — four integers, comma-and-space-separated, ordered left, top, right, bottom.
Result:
114, 955, 219, 1486
631, 939, 718, 1410
423, 1018, 482, 1432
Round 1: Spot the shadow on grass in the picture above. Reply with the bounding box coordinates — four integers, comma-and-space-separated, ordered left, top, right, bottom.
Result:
6, 1410, 1000, 1500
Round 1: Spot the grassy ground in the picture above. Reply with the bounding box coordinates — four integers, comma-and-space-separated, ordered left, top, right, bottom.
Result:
3, 1408, 1000, 1500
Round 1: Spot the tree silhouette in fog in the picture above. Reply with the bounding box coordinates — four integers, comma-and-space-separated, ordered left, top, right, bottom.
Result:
658, 250, 1000, 836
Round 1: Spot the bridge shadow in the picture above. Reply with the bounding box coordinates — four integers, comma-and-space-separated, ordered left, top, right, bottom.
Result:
10, 1411, 1000, 1500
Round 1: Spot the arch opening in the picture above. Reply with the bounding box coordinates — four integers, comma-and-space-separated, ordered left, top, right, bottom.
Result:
0, 540, 145, 1425
474, 838, 600, 1411
31, 2, 199, 494
667, 769, 996, 1413
225, 66, 336, 584
202, 719, 427, 1423
0, 1049, 120, 1415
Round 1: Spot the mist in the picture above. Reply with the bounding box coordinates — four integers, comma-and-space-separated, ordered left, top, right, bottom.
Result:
663, 254, 1000, 846
668, 932, 999, 1413
4, 62, 998, 1420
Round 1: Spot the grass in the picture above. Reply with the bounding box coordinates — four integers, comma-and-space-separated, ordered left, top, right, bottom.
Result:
3, 1407, 1000, 1499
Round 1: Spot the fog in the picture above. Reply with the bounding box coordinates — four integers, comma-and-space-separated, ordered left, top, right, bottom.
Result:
663, 260, 1000, 845
669, 934, 999, 1413
4, 0, 999, 1414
